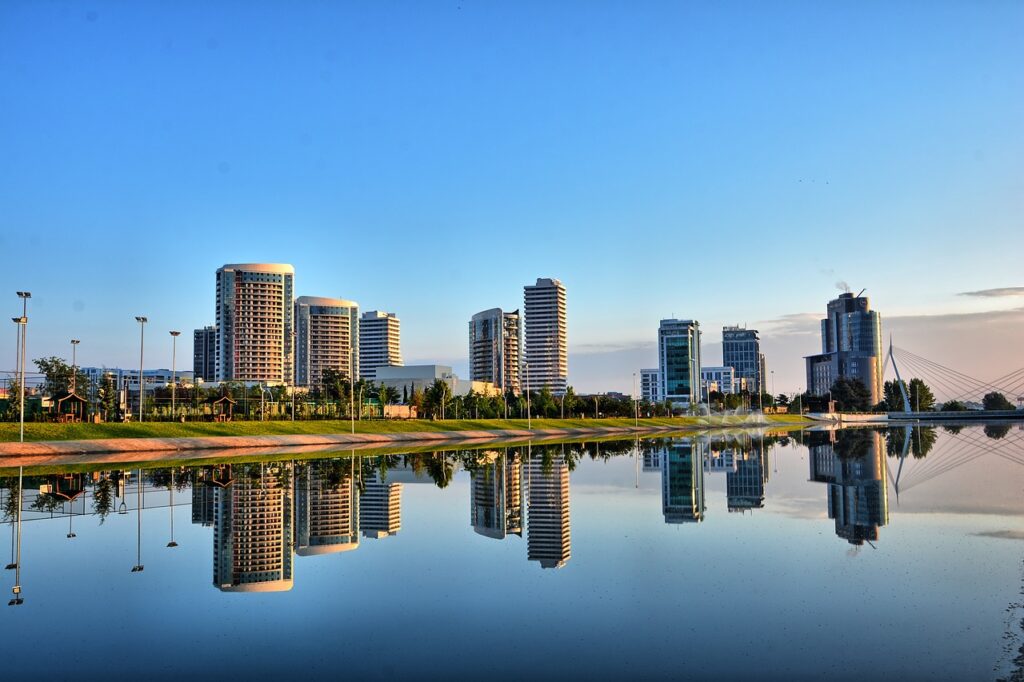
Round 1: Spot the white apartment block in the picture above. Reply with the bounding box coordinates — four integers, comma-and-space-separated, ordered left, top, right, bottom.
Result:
215, 263, 294, 384
295, 296, 359, 386
359, 310, 402, 381
523, 278, 567, 396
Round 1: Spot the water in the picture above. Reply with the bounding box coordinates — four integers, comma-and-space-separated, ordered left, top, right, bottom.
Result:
1, 424, 1023, 680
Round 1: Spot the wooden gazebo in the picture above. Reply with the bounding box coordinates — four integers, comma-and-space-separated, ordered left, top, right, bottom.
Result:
40, 473, 86, 502
51, 391, 87, 423
207, 395, 237, 422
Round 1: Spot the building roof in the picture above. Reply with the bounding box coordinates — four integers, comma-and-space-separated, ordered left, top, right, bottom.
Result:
295, 296, 359, 309
218, 263, 295, 274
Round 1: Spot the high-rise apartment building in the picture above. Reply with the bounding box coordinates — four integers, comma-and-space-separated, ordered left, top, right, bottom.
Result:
804, 292, 883, 404
526, 449, 571, 569
193, 325, 217, 383
468, 308, 521, 393
658, 319, 701, 405
215, 263, 294, 384
523, 278, 567, 395
360, 472, 403, 540
294, 460, 359, 556
359, 311, 402, 380
470, 451, 522, 540
722, 326, 762, 394
213, 464, 293, 592
295, 296, 359, 387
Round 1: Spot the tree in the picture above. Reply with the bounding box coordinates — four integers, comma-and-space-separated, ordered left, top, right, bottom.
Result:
879, 380, 906, 411
424, 379, 451, 419
33, 356, 89, 396
97, 372, 118, 421
941, 400, 968, 412
984, 423, 1011, 440
563, 386, 578, 418
982, 392, 1013, 411
907, 378, 935, 412
829, 377, 872, 412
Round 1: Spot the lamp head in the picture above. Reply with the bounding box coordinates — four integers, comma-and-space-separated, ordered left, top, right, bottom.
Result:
71, 339, 80, 345
135, 316, 148, 324
16, 291, 31, 299
169, 330, 181, 337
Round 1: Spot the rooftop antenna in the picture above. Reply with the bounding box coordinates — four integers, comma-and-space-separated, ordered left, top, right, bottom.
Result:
856, 288, 866, 298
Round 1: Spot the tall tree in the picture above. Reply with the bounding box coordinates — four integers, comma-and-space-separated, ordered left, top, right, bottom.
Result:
983, 392, 1014, 411
829, 377, 872, 412
907, 378, 936, 411
33, 356, 89, 396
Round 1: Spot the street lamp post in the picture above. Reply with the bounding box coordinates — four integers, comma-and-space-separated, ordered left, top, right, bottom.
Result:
135, 317, 147, 422
169, 331, 180, 420
9, 291, 30, 607
633, 372, 638, 427
70, 339, 80, 394
524, 361, 531, 430
291, 329, 296, 421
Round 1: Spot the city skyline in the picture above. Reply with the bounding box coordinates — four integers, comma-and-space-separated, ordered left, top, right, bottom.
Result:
1, 3, 1022, 394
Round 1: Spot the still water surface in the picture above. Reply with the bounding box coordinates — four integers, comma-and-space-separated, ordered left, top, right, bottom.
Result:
1, 425, 1023, 680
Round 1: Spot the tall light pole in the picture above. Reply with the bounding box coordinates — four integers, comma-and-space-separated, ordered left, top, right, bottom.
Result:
291, 329, 296, 421
70, 339, 80, 394
169, 331, 180, 420
633, 372, 638, 427
11, 291, 29, 606
771, 370, 775, 406
135, 317, 147, 422
350, 347, 356, 435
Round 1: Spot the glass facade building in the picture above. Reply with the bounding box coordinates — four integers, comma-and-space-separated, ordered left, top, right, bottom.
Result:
658, 319, 701, 405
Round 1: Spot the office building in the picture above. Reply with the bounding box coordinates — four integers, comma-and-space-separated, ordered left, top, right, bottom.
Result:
658, 319, 701, 405
359, 311, 402, 380
215, 263, 295, 384
726, 445, 768, 512
527, 448, 571, 569
804, 292, 883, 404
640, 368, 660, 403
470, 451, 522, 540
361, 471, 402, 539
295, 296, 359, 387
808, 431, 889, 544
469, 308, 521, 393
294, 460, 359, 556
193, 326, 217, 383
722, 326, 763, 393
213, 464, 294, 592
661, 439, 706, 523
373, 364, 499, 397
523, 278, 567, 395
700, 366, 745, 397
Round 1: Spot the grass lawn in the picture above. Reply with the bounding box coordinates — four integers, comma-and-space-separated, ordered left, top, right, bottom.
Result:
0, 414, 808, 442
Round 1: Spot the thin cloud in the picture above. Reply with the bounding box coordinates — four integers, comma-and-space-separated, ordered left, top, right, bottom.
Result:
958, 287, 1024, 298
756, 312, 820, 337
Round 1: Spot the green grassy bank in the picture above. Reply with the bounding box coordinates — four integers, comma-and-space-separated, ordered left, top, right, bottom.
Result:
0, 414, 808, 443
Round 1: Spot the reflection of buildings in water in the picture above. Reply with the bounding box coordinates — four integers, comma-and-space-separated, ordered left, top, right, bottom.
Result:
191, 465, 233, 527
642, 450, 661, 472
214, 464, 294, 593
726, 446, 769, 512
808, 431, 889, 545
470, 451, 522, 540
361, 471, 403, 540
294, 461, 359, 556
526, 450, 571, 569
661, 439, 706, 523
704, 448, 738, 474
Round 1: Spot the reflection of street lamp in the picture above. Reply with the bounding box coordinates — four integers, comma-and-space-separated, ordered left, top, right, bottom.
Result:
169, 331, 180, 420
135, 317, 148, 422
167, 469, 178, 548
131, 468, 144, 572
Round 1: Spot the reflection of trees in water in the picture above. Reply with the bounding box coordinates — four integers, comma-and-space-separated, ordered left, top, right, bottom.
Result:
834, 429, 875, 459
149, 467, 192, 492
942, 424, 963, 435
884, 427, 936, 459
984, 423, 1011, 440
1, 477, 19, 522
92, 477, 113, 523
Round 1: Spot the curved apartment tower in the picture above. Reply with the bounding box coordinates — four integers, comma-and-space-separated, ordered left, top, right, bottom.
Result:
215, 263, 295, 384
469, 308, 521, 394
295, 296, 359, 387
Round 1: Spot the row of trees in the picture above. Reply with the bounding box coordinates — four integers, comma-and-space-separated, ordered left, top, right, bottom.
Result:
796, 376, 1019, 413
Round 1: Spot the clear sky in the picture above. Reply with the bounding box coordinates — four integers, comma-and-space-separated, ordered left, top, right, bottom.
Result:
1, 1, 1022, 394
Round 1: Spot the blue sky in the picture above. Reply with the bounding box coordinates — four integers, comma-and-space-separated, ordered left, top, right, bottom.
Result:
1, 1, 1022, 393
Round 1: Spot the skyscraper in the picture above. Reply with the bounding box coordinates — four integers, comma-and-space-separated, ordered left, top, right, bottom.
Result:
213, 464, 293, 592
294, 296, 359, 387
526, 448, 571, 569
722, 326, 762, 393
523, 278, 567, 395
468, 308, 521, 393
361, 471, 403, 540
192, 325, 217, 383
805, 292, 883, 404
294, 460, 359, 556
215, 263, 295, 384
640, 368, 660, 403
359, 311, 402, 380
469, 451, 522, 540
658, 319, 701, 405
